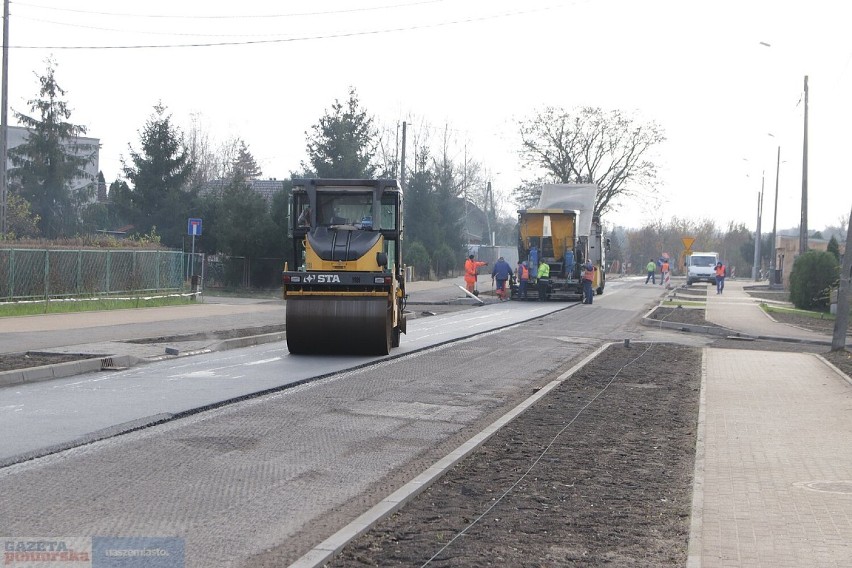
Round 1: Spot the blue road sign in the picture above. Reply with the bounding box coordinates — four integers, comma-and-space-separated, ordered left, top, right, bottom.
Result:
188, 217, 202, 236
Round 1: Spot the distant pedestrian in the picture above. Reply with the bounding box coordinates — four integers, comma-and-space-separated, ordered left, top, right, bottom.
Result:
645, 259, 656, 284
516, 260, 530, 299
537, 259, 551, 301
660, 258, 670, 287
491, 256, 513, 301
582, 260, 595, 304
464, 255, 488, 294
715, 261, 726, 294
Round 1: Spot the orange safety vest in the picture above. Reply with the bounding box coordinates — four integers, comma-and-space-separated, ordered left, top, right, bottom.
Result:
465, 258, 486, 279
715, 264, 726, 277
583, 264, 594, 281
518, 264, 529, 280
661, 261, 670, 273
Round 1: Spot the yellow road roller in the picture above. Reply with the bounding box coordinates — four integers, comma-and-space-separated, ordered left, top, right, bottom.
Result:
282, 179, 406, 355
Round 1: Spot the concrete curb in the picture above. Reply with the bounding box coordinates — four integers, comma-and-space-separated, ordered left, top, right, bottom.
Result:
0, 355, 139, 388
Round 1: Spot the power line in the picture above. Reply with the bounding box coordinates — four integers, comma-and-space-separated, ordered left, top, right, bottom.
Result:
13, 0, 448, 19
7, 3, 570, 50
15, 15, 304, 39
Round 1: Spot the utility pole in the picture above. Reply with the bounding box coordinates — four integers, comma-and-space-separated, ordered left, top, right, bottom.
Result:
799, 75, 809, 255
399, 121, 406, 191
831, 204, 852, 351
753, 174, 763, 281
1, 0, 9, 237
769, 146, 780, 287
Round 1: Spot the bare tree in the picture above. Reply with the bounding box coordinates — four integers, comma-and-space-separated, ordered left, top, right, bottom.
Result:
517, 106, 665, 218
185, 113, 218, 190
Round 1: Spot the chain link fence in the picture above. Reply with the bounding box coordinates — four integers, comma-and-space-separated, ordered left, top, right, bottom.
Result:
203, 255, 284, 290
0, 249, 185, 301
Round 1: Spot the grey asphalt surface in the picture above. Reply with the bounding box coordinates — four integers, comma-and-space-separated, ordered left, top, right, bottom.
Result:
1, 275, 850, 567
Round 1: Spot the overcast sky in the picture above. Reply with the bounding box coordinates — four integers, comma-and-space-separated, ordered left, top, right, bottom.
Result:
5, 0, 851, 233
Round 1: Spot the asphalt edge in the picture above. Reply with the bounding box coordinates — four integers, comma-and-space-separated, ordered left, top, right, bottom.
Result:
0, 332, 287, 388
286, 342, 614, 568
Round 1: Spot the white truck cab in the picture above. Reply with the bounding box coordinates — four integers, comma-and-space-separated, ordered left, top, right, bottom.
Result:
686, 252, 719, 285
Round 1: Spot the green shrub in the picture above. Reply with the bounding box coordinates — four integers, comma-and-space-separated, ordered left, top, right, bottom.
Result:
788, 250, 839, 310
431, 244, 457, 278
405, 241, 431, 280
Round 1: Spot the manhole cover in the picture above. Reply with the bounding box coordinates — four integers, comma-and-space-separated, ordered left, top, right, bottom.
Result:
793, 480, 852, 494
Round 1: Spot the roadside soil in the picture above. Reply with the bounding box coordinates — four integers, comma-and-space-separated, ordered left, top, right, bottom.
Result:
326, 342, 702, 567
647, 302, 852, 379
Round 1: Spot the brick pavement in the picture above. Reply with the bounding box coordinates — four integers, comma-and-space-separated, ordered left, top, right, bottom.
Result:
693, 348, 852, 567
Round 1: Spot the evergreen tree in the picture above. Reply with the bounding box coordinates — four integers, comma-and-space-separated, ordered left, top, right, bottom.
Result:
827, 235, 840, 263
232, 140, 262, 182
404, 152, 439, 252
8, 59, 96, 237
789, 250, 839, 310
119, 103, 196, 248
304, 88, 377, 178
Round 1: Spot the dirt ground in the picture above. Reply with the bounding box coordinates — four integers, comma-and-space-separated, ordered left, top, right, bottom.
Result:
325, 343, 702, 567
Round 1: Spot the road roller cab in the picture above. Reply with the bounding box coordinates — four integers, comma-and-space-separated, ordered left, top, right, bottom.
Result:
282, 179, 406, 355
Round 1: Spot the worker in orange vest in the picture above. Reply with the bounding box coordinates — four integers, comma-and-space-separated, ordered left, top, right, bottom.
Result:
516, 260, 530, 299
464, 254, 488, 294
660, 259, 670, 287
715, 261, 726, 294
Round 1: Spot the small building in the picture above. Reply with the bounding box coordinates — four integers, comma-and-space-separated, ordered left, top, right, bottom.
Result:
771, 234, 844, 289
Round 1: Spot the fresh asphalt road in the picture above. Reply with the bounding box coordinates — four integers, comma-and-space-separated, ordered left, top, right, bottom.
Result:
0, 294, 574, 463
0, 277, 694, 568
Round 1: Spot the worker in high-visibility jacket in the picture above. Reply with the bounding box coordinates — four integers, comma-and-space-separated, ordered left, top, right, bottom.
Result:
537, 259, 551, 301
582, 259, 595, 304
464, 254, 488, 294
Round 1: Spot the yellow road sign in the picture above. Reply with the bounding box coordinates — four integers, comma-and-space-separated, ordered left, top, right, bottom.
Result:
681, 237, 695, 250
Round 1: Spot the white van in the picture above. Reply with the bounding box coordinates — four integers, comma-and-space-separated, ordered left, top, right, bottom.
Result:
686, 252, 719, 285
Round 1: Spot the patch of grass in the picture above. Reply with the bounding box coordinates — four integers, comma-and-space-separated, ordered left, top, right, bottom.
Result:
761, 303, 835, 321
0, 294, 195, 317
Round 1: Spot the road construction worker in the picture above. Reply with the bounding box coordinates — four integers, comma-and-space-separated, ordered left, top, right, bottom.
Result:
537, 259, 551, 301
491, 256, 513, 301
715, 261, 726, 294
582, 259, 595, 304
464, 255, 488, 294
645, 259, 656, 284
660, 259, 670, 287
516, 261, 529, 299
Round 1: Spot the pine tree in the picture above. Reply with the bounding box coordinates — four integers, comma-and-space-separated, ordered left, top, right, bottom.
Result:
119, 103, 195, 247
304, 88, 377, 178
232, 140, 262, 182
8, 59, 96, 237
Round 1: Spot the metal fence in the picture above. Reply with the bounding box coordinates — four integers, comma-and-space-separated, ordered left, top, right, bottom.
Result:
203, 256, 284, 289
0, 249, 186, 301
